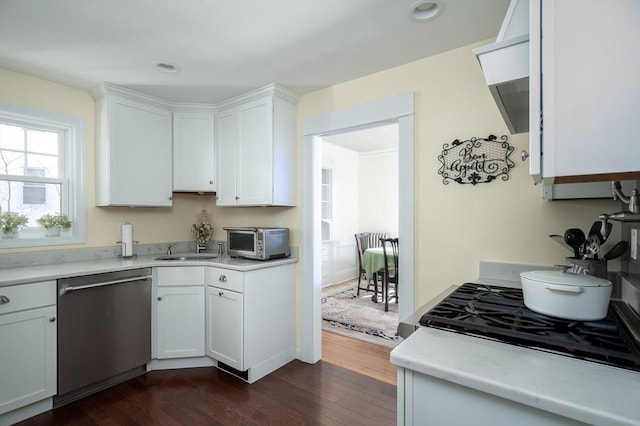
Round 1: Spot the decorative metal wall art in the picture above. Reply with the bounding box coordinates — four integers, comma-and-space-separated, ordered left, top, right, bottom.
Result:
438, 134, 515, 185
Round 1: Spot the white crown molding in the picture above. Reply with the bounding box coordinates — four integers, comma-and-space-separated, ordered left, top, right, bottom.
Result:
91, 82, 298, 112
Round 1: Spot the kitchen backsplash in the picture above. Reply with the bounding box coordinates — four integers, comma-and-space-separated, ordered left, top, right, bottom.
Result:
0, 240, 221, 269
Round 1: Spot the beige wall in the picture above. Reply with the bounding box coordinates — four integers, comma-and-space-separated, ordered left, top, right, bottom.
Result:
1, 36, 620, 310
297, 40, 619, 307
0, 68, 297, 254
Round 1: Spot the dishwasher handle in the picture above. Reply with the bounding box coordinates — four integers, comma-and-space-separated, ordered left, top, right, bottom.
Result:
60, 275, 151, 296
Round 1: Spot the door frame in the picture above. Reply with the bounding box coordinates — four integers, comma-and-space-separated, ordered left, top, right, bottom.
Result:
300, 93, 415, 363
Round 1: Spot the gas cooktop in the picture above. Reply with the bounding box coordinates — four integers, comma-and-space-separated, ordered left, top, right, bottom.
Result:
419, 282, 640, 372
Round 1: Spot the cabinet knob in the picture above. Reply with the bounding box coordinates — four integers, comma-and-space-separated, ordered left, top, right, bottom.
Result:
521, 150, 530, 161
218, 291, 224, 297
209, 180, 214, 185
219, 275, 227, 282
157, 296, 163, 301
235, 196, 240, 200
49, 317, 56, 322
0, 295, 9, 305
169, 196, 173, 200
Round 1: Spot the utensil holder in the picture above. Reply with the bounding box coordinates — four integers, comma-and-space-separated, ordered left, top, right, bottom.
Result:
564, 257, 608, 279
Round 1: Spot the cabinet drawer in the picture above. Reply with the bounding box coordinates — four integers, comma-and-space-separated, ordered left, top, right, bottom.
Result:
205, 267, 243, 293
155, 266, 205, 286
0, 281, 56, 315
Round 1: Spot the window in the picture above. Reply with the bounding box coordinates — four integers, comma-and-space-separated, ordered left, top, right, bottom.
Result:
0, 103, 86, 247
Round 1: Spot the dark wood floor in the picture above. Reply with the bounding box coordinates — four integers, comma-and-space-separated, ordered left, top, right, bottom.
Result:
18, 358, 396, 426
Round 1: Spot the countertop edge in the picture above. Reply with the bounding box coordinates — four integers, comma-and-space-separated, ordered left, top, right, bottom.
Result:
0, 255, 298, 287
391, 327, 640, 426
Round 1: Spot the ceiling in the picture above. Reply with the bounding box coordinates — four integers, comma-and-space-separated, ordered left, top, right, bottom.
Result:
323, 123, 398, 153
0, 0, 509, 104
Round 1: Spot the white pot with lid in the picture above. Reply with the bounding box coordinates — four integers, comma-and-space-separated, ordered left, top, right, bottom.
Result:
520, 269, 612, 321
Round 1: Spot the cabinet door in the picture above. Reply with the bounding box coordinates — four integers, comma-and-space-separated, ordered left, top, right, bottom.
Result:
0, 306, 56, 415
173, 111, 216, 192
205, 286, 243, 370
216, 108, 238, 206
236, 96, 274, 205
156, 286, 205, 359
539, 0, 640, 178
103, 94, 172, 206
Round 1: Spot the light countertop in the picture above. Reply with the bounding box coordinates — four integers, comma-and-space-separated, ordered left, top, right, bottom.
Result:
0, 254, 297, 287
391, 261, 640, 426
391, 327, 640, 426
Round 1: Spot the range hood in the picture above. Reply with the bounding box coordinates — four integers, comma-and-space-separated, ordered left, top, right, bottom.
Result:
473, 0, 529, 134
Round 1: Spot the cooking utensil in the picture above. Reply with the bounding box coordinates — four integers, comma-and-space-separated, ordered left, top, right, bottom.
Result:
564, 228, 586, 259
603, 240, 629, 260
549, 234, 573, 253
520, 269, 612, 321
587, 221, 604, 244
600, 219, 613, 243
585, 234, 600, 259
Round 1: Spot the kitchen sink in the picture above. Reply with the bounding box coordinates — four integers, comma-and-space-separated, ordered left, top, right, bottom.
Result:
155, 253, 219, 261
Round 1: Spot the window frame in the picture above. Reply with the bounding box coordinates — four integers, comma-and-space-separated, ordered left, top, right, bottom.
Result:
0, 103, 86, 248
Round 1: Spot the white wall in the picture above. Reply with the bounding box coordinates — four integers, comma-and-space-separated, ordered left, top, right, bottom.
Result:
359, 150, 399, 237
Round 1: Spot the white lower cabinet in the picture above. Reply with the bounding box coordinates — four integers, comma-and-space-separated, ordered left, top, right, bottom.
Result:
0, 281, 56, 419
205, 264, 295, 382
154, 267, 205, 359
206, 285, 243, 370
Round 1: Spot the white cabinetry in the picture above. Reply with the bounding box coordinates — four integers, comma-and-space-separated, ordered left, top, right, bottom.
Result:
172, 109, 216, 192
530, 0, 640, 182
0, 281, 56, 418
205, 269, 244, 370
397, 368, 586, 425
205, 264, 295, 382
215, 84, 298, 206
154, 267, 205, 359
93, 83, 173, 206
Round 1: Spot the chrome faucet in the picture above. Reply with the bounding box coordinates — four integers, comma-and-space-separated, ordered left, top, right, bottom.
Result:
196, 242, 207, 254
166, 243, 176, 255
599, 181, 640, 223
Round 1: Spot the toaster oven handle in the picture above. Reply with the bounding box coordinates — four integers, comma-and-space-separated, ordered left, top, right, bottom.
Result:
223, 227, 258, 232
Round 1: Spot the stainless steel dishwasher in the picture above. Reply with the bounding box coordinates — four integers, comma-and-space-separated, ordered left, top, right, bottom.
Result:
55, 268, 152, 407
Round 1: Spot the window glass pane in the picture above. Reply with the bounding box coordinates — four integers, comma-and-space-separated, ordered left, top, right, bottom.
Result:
27, 153, 58, 178
0, 150, 25, 175
27, 129, 59, 155
0, 124, 24, 151
0, 180, 62, 227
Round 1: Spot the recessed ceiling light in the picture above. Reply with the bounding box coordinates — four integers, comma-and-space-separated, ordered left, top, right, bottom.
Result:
408, 1, 444, 23
154, 62, 180, 74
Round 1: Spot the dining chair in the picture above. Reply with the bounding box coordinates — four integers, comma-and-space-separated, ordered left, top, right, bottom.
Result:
380, 237, 399, 312
355, 232, 374, 296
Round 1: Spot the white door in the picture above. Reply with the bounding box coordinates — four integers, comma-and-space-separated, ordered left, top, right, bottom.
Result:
0, 306, 56, 414
156, 286, 205, 359
236, 96, 274, 205
205, 286, 243, 370
216, 108, 238, 206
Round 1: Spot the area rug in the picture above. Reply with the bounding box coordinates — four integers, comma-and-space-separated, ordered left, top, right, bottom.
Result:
322, 284, 401, 347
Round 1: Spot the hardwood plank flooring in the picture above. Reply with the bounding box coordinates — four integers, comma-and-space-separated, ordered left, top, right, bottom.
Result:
321, 330, 397, 386
17, 360, 396, 426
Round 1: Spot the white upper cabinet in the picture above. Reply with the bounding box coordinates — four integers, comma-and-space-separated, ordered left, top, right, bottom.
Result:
172, 109, 216, 192
530, 0, 640, 182
93, 84, 173, 206
215, 84, 298, 207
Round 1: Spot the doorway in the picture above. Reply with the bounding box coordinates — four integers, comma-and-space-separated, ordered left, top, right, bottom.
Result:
300, 93, 415, 363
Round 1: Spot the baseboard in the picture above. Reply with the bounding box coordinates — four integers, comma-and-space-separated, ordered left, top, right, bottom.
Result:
147, 356, 215, 371
0, 398, 52, 426
246, 348, 296, 383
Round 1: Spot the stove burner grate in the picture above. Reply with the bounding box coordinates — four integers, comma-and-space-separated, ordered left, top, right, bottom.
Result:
420, 283, 640, 372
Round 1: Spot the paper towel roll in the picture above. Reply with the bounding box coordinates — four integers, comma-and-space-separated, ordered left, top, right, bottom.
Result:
121, 223, 133, 257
